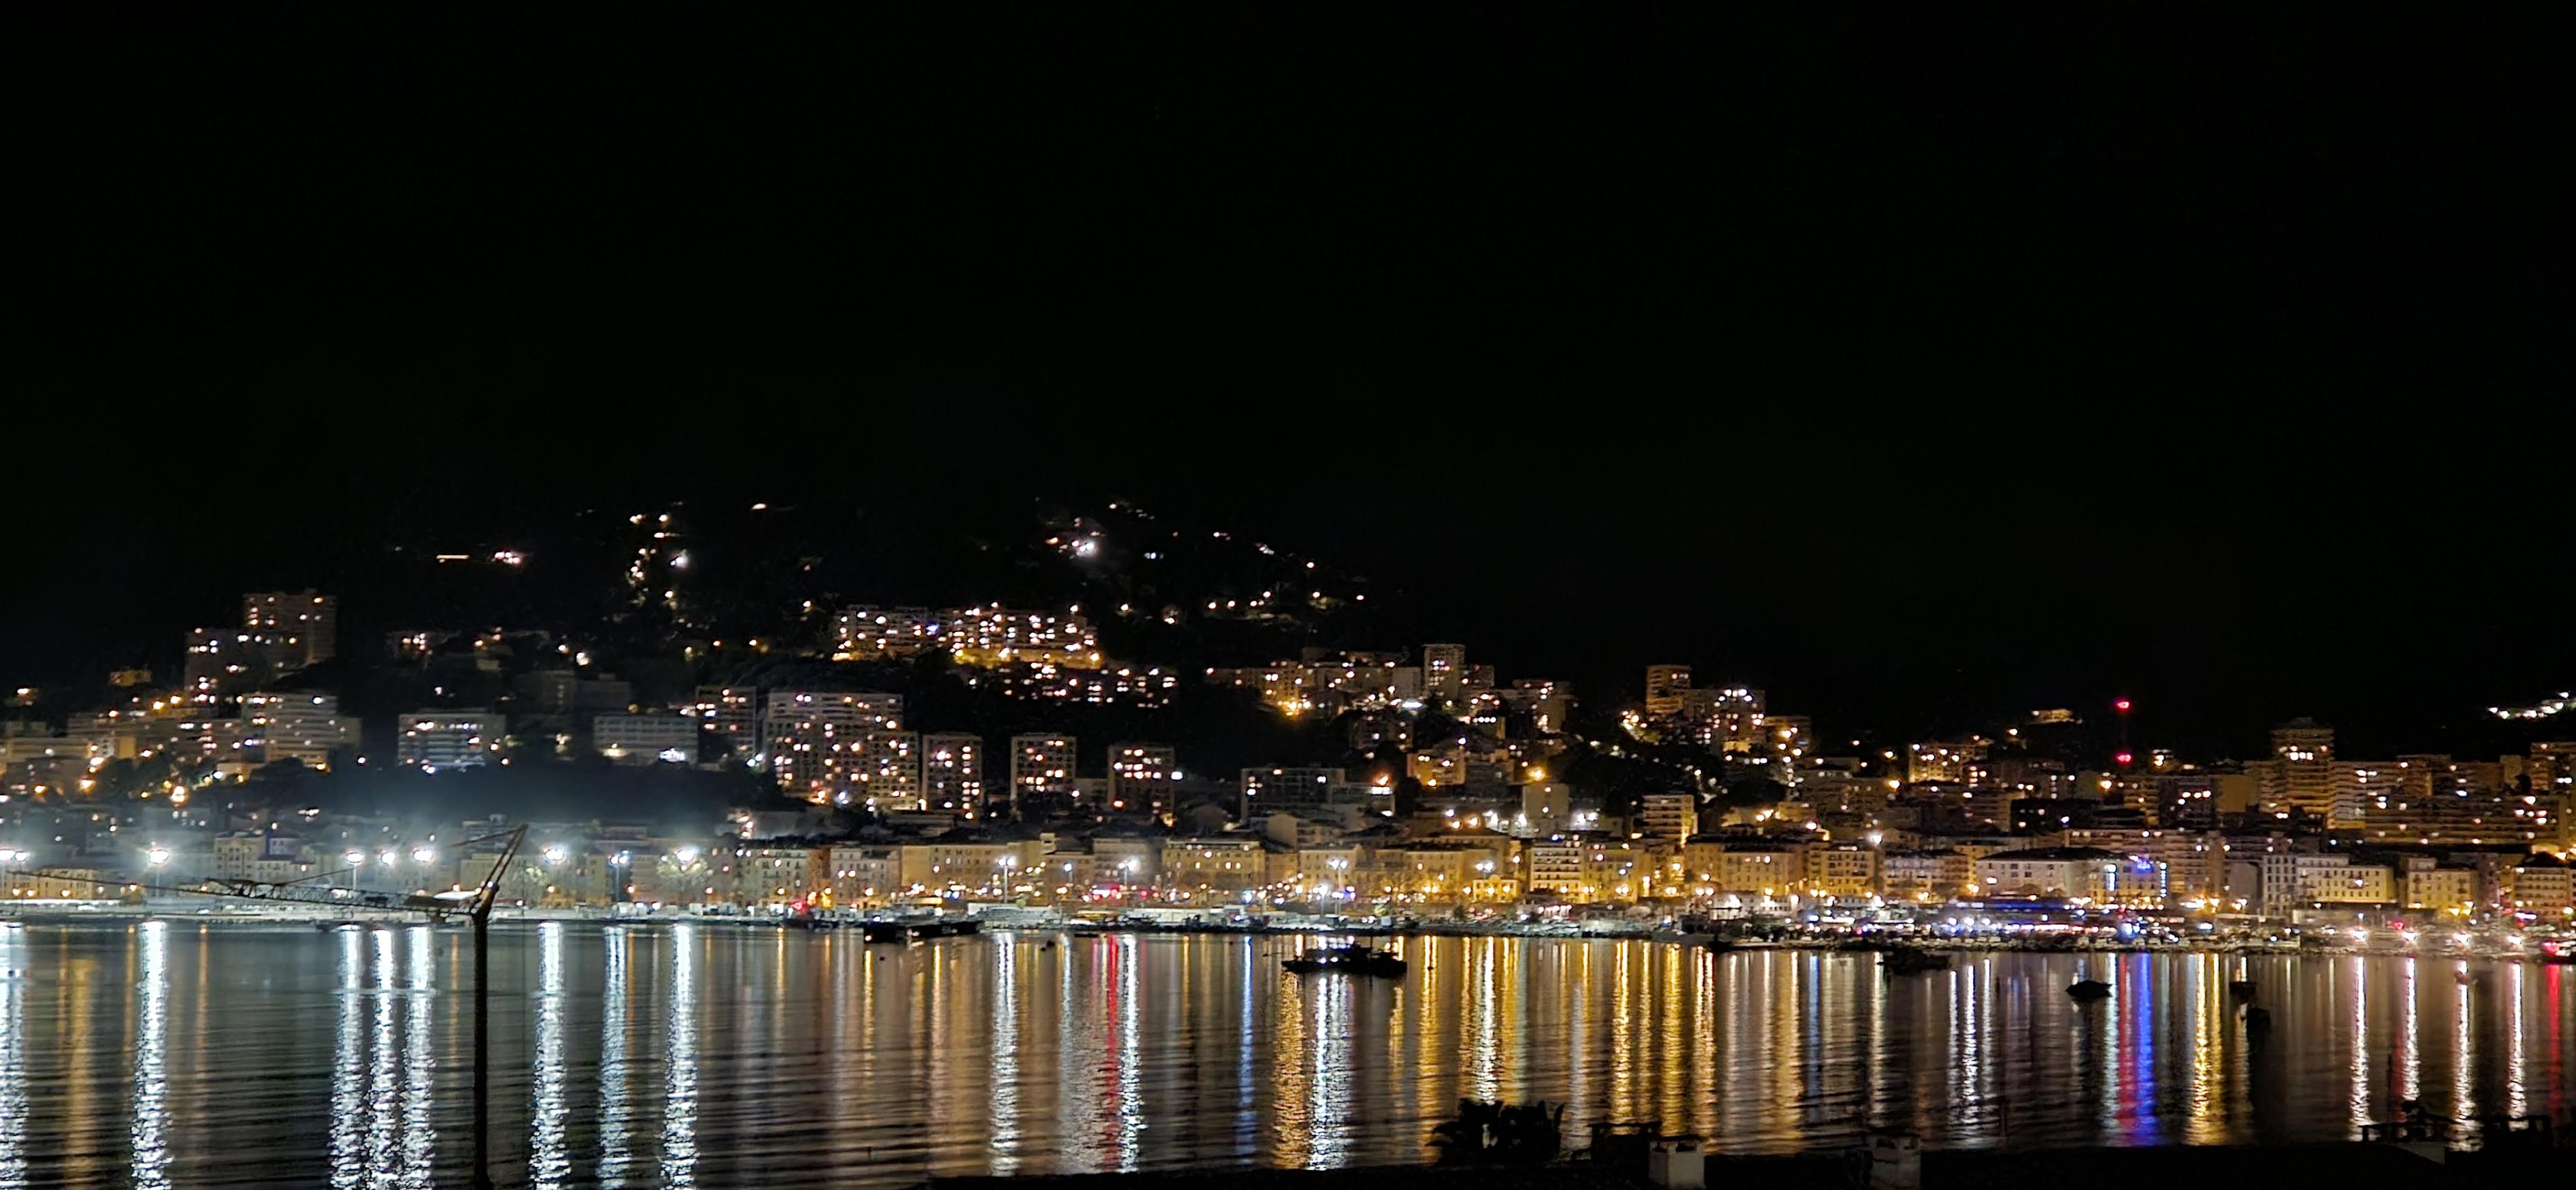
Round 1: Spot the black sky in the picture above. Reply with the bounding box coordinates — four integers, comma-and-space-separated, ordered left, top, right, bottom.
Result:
16, 5, 2572, 756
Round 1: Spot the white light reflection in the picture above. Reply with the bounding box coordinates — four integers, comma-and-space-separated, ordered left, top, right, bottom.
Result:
2506, 963, 2526, 1118
402, 927, 434, 1187
991, 936, 1021, 1174
1468, 940, 1500, 1101
2399, 957, 2420, 1102
531, 922, 567, 1189
131, 922, 170, 1189
2451, 974, 2473, 1126
329, 927, 363, 1189
2347, 957, 2371, 1136
0, 927, 23, 1185
369, 929, 398, 1185
1115, 934, 1143, 1170
1305, 971, 1351, 1168
662, 925, 699, 1187
598, 927, 632, 1185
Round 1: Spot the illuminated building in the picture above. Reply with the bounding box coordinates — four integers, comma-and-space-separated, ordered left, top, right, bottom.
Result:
1108, 742, 1180, 813
395, 711, 506, 772
1906, 738, 1988, 784
1422, 643, 1467, 701
2508, 852, 2572, 914
1515, 780, 1576, 837
1973, 846, 2123, 899
2062, 827, 2226, 901
1639, 792, 1697, 843
2254, 718, 2335, 818
1524, 840, 1589, 897
1009, 734, 1077, 816
824, 844, 902, 907
920, 733, 985, 816
1806, 844, 1881, 899
2398, 856, 2478, 915
762, 693, 902, 803
1761, 714, 1812, 762
1882, 850, 1973, 901
1206, 651, 1411, 716
1408, 736, 1511, 789
2341, 755, 2543, 846
1240, 766, 1388, 819
1158, 836, 1264, 894
945, 604, 1102, 669
181, 628, 268, 697
731, 844, 822, 906
2531, 741, 2576, 846
852, 730, 920, 808
242, 590, 338, 670
830, 605, 938, 660
688, 686, 761, 758
1493, 680, 1572, 735
593, 712, 698, 764
1644, 664, 1691, 716
2298, 856, 2393, 904
1712, 844, 1804, 897
239, 692, 354, 771
762, 690, 902, 740
1672, 686, 1765, 752
2332, 761, 2406, 829
894, 840, 1042, 892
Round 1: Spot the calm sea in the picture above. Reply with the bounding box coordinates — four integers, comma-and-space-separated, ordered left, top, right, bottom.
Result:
0, 920, 2567, 1187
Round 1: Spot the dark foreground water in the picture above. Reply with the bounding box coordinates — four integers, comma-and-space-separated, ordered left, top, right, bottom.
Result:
0, 920, 2568, 1188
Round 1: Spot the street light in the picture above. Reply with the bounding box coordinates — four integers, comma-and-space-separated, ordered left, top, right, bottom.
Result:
543, 845, 568, 865
146, 846, 172, 868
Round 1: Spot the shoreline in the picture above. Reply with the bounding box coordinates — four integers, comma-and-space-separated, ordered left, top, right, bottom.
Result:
1, 904, 2562, 959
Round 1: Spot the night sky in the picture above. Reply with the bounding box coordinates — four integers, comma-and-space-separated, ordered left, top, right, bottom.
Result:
18, 7, 2571, 756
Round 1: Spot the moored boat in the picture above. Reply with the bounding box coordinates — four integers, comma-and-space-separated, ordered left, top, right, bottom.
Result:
1283, 944, 1406, 977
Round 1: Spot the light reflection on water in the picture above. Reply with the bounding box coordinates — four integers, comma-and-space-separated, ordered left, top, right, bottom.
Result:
129, 922, 168, 1190
530, 923, 567, 1190
0, 924, 2565, 1187
0, 928, 24, 1185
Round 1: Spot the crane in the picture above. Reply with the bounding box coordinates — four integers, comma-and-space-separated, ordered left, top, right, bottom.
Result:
27, 825, 526, 1187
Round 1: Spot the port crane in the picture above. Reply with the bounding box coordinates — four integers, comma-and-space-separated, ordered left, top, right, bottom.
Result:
25, 825, 526, 1188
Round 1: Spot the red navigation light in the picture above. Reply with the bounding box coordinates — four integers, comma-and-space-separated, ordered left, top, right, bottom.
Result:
2114, 751, 2135, 766
2114, 699, 2133, 714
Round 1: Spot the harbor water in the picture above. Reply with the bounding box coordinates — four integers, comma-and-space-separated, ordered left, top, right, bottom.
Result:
0, 920, 2567, 1187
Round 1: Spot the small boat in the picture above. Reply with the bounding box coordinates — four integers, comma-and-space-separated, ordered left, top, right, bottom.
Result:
2228, 980, 2257, 1000
1283, 944, 1406, 977
1881, 948, 1949, 975
2243, 1005, 2272, 1034
2067, 980, 2113, 1001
